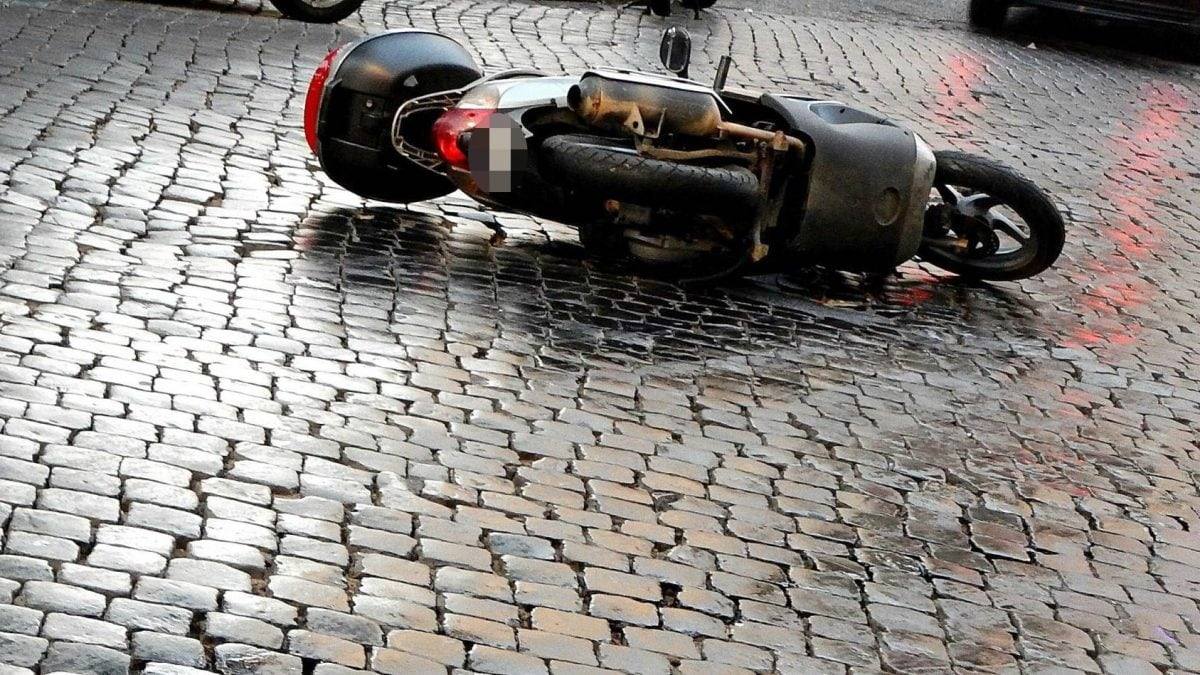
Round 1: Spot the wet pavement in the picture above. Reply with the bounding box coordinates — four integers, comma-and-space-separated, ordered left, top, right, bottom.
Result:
1, 0, 1200, 673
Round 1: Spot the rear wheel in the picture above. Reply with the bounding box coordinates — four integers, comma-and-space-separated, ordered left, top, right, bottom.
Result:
269, 0, 363, 22
540, 134, 755, 279
918, 151, 1064, 281
968, 0, 1009, 30
539, 134, 758, 215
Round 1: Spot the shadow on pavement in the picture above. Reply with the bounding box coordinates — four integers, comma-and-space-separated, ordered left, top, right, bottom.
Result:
294, 205, 1055, 371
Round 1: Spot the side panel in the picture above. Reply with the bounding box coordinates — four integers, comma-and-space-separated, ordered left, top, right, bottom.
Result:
316, 31, 482, 203
764, 95, 928, 272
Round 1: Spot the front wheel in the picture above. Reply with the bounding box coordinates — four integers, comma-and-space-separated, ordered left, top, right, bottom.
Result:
269, 0, 363, 22
968, 0, 1009, 30
918, 151, 1064, 281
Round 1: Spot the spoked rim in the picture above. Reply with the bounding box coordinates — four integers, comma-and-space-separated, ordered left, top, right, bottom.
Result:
921, 181, 1039, 274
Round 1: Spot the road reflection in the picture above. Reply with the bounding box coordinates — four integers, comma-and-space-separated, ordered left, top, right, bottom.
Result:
932, 51, 986, 148
1066, 80, 1190, 351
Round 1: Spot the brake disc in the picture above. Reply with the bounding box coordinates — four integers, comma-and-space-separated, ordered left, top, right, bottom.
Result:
953, 213, 1000, 257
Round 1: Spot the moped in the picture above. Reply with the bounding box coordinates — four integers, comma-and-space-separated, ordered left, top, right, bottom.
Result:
304, 28, 1064, 282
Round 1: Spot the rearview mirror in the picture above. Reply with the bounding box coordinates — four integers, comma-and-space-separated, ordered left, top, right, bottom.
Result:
659, 27, 692, 78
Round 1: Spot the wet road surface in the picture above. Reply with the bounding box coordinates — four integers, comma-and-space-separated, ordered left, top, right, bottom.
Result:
0, 0, 1199, 673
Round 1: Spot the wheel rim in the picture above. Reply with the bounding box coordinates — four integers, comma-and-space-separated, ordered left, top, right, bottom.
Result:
298, 0, 347, 7
922, 181, 1038, 273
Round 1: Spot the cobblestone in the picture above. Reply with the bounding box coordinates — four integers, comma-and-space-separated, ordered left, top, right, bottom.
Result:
40, 642, 130, 675
2, 0, 1200, 672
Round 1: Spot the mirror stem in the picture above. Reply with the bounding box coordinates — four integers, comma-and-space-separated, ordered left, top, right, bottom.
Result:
713, 55, 731, 91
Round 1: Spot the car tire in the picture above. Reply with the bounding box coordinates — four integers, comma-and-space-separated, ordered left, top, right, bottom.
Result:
269, 0, 363, 23
968, 0, 1009, 31
648, 0, 672, 16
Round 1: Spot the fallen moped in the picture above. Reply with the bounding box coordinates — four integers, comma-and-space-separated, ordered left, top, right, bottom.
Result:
304, 28, 1065, 282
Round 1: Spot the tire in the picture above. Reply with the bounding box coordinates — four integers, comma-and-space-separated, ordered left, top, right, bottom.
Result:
269, 0, 362, 23
919, 151, 1064, 281
968, 0, 1008, 30
538, 134, 758, 215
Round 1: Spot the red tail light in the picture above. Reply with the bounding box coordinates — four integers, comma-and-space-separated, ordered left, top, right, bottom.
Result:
431, 108, 491, 169
304, 46, 344, 154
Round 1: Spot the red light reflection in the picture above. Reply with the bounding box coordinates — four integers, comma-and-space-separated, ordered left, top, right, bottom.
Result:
1065, 81, 1189, 350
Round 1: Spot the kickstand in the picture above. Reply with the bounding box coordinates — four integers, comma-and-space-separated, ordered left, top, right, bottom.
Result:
485, 221, 506, 246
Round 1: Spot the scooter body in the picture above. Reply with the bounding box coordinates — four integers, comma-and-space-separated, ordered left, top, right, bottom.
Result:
305, 30, 1063, 282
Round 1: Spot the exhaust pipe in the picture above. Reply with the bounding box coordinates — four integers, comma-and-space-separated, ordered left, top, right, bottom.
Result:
568, 73, 805, 153
568, 73, 722, 138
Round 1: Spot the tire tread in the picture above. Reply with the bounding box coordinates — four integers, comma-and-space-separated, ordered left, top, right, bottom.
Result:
539, 134, 759, 214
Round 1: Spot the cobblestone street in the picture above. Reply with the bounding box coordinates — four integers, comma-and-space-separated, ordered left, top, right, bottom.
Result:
1, 0, 1199, 672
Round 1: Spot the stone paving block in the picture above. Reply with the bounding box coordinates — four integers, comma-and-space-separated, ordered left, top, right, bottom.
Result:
434, 567, 513, 602
385, 629, 465, 667
105, 599, 193, 635
166, 557, 252, 593
587, 595, 658, 626
0, 556, 52, 583
358, 553, 430, 585
204, 612, 285, 649
442, 614, 516, 649
468, 644, 549, 675
222, 591, 299, 627
4, 531, 79, 562
40, 641, 130, 675
531, 608, 611, 642
307, 609, 383, 647
547, 663, 620, 675
518, 628, 597, 666
142, 665, 211, 675
214, 643, 304, 675
268, 576, 348, 611
352, 594, 438, 631
623, 627, 700, 659
582, 568, 661, 601
0, 632, 47, 668
8, 508, 90, 542
133, 578, 219, 612
18, 581, 106, 617
41, 613, 127, 649
286, 630, 366, 668
86, 544, 168, 575
131, 632, 207, 669
187, 539, 267, 569
368, 647, 445, 675
0, 606, 41, 636
597, 644, 670, 675
442, 593, 518, 625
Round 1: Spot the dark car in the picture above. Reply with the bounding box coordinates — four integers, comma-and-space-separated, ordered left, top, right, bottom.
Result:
969, 0, 1200, 30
